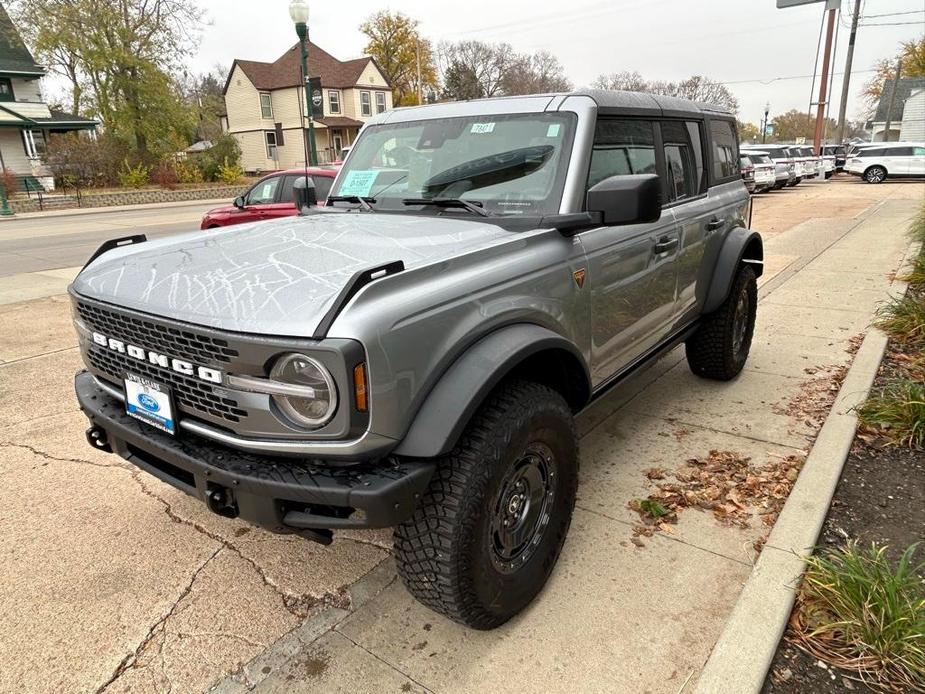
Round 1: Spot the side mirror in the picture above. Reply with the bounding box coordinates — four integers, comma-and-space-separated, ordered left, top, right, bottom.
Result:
233, 195, 245, 209
586, 174, 662, 226
292, 176, 317, 213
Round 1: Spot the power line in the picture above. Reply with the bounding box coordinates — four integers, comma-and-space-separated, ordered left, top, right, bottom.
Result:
719, 68, 878, 86
861, 10, 924, 18
860, 20, 925, 26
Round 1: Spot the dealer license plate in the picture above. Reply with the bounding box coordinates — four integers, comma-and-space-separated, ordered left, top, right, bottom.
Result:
124, 373, 176, 435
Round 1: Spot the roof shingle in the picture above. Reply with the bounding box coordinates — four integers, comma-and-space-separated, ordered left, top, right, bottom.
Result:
873, 77, 925, 123
230, 41, 387, 92
0, 3, 45, 75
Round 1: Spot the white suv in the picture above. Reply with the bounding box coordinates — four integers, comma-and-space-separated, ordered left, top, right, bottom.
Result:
846, 142, 925, 183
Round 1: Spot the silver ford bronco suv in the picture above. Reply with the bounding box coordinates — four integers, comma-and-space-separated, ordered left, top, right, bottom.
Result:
72, 90, 761, 629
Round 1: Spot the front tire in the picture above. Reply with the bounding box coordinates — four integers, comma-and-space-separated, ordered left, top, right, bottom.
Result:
686, 265, 757, 381
394, 380, 578, 629
864, 166, 886, 184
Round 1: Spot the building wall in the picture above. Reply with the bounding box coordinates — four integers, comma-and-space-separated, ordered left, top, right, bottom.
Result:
0, 129, 31, 174
900, 90, 925, 142
224, 65, 272, 133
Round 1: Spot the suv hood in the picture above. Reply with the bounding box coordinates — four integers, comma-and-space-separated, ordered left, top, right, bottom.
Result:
72, 213, 513, 337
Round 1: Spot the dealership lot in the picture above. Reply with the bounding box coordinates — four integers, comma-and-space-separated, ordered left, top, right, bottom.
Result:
0, 177, 922, 694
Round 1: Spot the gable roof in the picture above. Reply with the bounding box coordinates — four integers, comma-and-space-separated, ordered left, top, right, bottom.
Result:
873, 77, 925, 123
224, 41, 388, 93
0, 3, 44, 75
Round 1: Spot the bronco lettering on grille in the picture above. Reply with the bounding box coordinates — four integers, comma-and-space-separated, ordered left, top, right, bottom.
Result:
91, 331, 223, 384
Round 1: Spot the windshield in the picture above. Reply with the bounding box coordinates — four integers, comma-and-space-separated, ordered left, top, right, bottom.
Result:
329, 112, 576, 216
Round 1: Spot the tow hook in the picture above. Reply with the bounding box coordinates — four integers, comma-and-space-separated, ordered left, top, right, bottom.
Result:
206, 483, 239, 519
85, 426, 112, 453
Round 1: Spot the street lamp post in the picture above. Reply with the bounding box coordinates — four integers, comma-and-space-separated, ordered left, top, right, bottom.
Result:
761, 102, 770, 144
289, 0, 318, 166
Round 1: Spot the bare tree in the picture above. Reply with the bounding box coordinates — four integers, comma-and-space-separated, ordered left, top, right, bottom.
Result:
590, 72, 739, 113
503, 50, 572, 95
438, 40, 518, 98
591, 71, 649, 91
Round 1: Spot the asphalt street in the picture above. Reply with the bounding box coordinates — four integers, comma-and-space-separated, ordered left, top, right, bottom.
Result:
0, 201, 219, 278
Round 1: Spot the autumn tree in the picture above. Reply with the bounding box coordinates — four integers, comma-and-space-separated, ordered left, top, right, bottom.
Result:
359, 11, 438, 106
737, 121, 761, 143
10, 0, 203, 156
767, 109, 839, 142
590, 72, 739, 113
862, 37, 925, 115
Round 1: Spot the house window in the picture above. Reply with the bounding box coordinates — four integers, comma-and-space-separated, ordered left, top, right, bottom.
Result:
360, 91, 371, 117
22, 129, 46, 159
0, 78, 12, 102
265, 131, 278, 160
259, 92, 273, 119
375, 92, 386, 114
328, 90, 340, 114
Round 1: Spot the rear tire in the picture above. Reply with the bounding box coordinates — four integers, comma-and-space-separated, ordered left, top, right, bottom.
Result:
864, 166, 886, 184
394, 380, 578, 629
685, 265, 757, 381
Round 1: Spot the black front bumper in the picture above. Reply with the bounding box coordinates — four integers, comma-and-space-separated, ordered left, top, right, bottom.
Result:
75, 371, 434, 534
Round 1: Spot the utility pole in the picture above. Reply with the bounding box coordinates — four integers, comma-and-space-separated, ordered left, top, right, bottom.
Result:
836, 0, 862, 143
761, 102, 770, 144
812, 4, 837, 154
416, 39, 423, 104
882, 59, 902, 142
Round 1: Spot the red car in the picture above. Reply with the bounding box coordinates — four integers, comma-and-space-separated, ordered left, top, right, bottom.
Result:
200, 167, 339, 229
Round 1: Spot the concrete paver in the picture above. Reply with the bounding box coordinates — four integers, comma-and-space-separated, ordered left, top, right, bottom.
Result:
0, 294, 77, 362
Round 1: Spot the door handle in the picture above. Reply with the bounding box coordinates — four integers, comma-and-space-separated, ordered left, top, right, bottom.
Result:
653, 236, 679, 254
706, 218, 726, 231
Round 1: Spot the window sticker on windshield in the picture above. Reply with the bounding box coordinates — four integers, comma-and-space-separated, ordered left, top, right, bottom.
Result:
546, 123, 561, 137
470, 122, 495, 134
338, 170, 379, 197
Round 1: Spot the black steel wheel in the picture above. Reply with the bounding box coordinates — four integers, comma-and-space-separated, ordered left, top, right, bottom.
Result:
394, 380, 578, 629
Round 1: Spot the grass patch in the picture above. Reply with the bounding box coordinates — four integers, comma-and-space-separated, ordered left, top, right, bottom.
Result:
857, 380, 925, 448
789, 542, 925, 691
875, 295, 925, 348
909, 204, 925, 247
899, 254, 925, 291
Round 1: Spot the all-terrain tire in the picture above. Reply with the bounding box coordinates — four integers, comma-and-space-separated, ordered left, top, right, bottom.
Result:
685, 264, 757, 381
864, 165, 886, 184
394, 380, 578, 630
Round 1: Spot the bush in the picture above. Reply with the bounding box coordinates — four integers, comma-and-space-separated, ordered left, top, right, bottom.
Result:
118, 160, 150, 188
875, 295, 925, 348
0, 168, 18, 196
858, 380, 925, 448
198, 134, 241, 181
150, 162, 179, 189
45, 133, 132, 188
216, 158, 243, 184
790, 542, 925, 690
174, 158, 204, 184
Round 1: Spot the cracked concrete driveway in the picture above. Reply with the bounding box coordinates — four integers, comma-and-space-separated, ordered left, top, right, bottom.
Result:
0, 179, 922, 694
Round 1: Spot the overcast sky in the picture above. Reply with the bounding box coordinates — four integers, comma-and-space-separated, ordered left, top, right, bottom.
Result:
74, 0, 925, 123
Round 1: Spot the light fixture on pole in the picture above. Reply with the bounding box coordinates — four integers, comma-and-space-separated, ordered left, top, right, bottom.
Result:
290, 0, 318, 166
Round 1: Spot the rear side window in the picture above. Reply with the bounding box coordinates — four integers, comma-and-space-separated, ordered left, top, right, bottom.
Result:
661, 120, 701, 202
914, 147, 925, 157
587, 119, 657, 190
888, 147, 913, 157
860, 148, 883, 158
709, 120, 739, 181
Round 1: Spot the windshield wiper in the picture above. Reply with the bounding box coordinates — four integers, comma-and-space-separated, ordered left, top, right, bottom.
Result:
327, 195, 376, 212
402, 198, 490, 217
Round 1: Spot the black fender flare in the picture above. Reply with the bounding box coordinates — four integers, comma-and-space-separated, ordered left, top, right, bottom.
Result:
703, 227, 763, 314
393, 324, 590, 459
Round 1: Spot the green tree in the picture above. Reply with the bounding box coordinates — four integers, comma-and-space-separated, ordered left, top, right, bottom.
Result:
442, 60, 483, 101
359, 10, 438, 106
10, 0, 204, 155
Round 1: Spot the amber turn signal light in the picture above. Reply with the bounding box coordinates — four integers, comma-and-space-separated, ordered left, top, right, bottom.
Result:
353, 362, 368, 412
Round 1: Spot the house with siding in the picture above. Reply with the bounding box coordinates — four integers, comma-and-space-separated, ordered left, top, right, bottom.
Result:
868, 77, 925, 142
0, 3, 97, 191
223, 42, 391, 172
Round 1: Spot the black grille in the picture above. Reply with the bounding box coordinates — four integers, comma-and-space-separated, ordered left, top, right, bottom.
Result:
76, 301, 239, 364
88, 348, 249, 423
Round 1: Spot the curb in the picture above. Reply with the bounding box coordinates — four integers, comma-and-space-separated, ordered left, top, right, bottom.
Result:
693, 239, 918, 694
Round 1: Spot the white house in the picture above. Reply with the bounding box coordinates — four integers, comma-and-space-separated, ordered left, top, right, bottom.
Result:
869, 77, 925, 142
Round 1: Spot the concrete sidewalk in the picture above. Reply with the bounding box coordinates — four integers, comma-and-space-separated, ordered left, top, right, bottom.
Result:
217, 199, 920, 694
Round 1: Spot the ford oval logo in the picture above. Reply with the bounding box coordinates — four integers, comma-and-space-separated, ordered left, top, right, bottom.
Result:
138, 393, 160, 412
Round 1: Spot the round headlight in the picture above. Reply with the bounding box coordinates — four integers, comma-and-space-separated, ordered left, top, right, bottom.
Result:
270, 353, 338, 428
